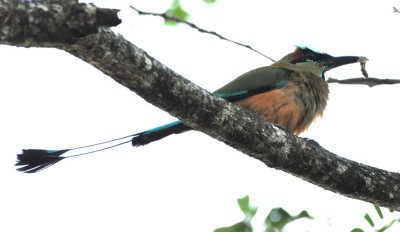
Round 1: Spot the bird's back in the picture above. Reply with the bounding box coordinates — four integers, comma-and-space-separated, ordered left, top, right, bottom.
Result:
215, 65, 329, 134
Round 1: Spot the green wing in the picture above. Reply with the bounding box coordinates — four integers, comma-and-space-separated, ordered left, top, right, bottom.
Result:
214, 66, 292, 102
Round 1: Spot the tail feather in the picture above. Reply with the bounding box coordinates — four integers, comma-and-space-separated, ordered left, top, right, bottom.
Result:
131, 121, 192, 146
16, 121, 192, 173
16, 149, 68, 173
15, 136, 133, 173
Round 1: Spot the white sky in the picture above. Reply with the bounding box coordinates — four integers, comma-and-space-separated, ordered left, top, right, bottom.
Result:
1, 0, 400, 231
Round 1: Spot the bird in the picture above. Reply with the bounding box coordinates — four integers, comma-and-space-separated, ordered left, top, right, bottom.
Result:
16, 46, 365, 173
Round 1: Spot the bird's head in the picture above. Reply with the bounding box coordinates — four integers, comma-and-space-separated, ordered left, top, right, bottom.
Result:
279, 46, 363, 79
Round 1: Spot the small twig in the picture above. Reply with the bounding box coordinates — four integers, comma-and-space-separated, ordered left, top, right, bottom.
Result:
327, 77, 400, 87
129, 6, 276, 62
358, 56, 369, 78
393, 6, 400, 13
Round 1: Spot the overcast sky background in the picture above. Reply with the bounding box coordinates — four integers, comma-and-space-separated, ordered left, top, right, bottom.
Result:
1, 0, 400, 231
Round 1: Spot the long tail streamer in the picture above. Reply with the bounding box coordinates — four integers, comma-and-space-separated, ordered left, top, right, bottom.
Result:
16, 121, 190, 173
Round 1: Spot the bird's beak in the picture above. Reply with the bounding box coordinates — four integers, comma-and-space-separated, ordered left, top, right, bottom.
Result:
323, 56, 361, 72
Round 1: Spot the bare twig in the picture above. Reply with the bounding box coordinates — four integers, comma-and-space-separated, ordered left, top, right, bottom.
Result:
327, 77, 400, 87
326, 57, 400, 87
129, 6, 276, 62
358, 56, 369, 78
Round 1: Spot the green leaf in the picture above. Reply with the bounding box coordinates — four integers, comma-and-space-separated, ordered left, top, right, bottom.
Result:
377, 220, 396, 232
364, 213, 374, 227
203, 0, 216, 3
237, 196, 257, 218
237, 196, 249, 213
164, 0, 189, 25
294, 210, 313, 220
264, 208, 293, 232
213, 221, 252, 232
264, 208, 313, 232
374, 204, 384, 219
350, 228, 364, 232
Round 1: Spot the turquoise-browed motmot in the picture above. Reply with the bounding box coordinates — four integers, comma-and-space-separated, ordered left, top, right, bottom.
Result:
16, 47, 366, 173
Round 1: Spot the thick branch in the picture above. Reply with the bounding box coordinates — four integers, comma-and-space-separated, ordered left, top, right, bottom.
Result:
2, 1, 400, 210
0, 0, 120, 47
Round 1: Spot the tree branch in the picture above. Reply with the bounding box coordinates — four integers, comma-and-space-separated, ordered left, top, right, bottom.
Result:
0, 0, 120, 47
2, 1, 400, 210
327, 77, 400, 87
129, 5, 276, 62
